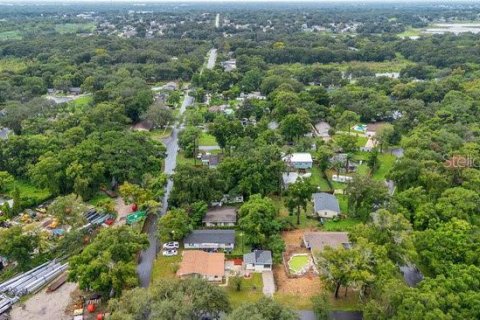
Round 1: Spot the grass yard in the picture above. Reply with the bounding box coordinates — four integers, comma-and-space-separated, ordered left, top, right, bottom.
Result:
150, 128, 173, 141
230, 231, 252, 256
151, 252, 183, 284
225, 273, 263, 308
55, 23, 96, 34
323, 218, 361, 231
397, 27, 422, 38
310, 167, 332, 192
6, 180, 51, 204
68, 95, 93, 108
88, 192, 111, 206
198, 132, 218, 146
356, 163, 370, 176
0, 30, 22, 41
372, 153, 396, 180
356, 136, 368, 148
337, 194, 349, 213
288, 255, 310, 273
176, 151, 196, 167
272, 196, 321, 229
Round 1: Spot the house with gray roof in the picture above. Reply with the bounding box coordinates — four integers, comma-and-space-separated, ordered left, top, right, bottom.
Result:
0, 128, 11, 140
203, 207, 237, 227
243, 250, 272, 272
184, 230, 235, 251
312, 192, 340, 219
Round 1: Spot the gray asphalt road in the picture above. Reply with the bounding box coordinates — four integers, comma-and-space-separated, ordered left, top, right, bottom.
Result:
136, 93, 193, 288
206, 48, 217, 70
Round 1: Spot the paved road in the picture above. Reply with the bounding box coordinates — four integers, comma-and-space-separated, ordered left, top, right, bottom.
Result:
137, 93, 194, 287
215, 13, 220, 28
206, 48, 217, 70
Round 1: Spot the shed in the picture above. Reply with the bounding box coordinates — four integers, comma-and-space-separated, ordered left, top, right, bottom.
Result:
312, 193, 340, 218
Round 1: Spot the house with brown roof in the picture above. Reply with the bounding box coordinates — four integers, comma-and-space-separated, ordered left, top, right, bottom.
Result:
303, 232, 351, 262
176, 250, 225, 282
203, 207, 237, 227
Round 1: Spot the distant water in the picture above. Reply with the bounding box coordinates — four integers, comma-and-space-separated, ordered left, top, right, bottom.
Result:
425, 23, 480, 35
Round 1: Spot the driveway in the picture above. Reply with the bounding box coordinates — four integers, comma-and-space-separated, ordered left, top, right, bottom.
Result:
262, 271, 275, 297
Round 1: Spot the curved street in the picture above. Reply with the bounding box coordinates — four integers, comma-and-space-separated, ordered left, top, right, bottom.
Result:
136, 93, 194, 287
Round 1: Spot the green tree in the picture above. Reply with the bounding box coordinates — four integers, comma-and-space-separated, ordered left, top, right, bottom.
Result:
109, 278, 230, 320
68, 226, 148, 296
178, 126, 201, 158
375, 124, 394, 153
0, 171, 13, 193
0, 226, 38, 270
345, 174, 389, 221
158, 208, 192, 242
337, 111, 360, 133
335, 134, 358, 153
311, 293, 331, 320
285, 178, 315, 225
227, 298, 298, 320
280, 108, 311, 142
143, 102, 174, 129
48, 194, 88, 228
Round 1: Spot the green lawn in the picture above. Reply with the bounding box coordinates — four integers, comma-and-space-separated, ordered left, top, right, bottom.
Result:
0, 30, 22, 41
88, 192, 111, 206
150, 128, 173, 141
398, 27, 422, 38
274, 293, 314, 310
372, 153, 396, 180
323, 218, 361, 231
310, 167, 332, 192
356, 136, 368, 148
176, 151, 196, 167
151, 252, 183, 284
225, 273, 263, 309
356, 163, 370, 176
230, 231, 252, 257
6, 180, 51, 204
288, 255, 309, 273
69, 95, 93, 108
55, 23, 96, 34
198, 132, 218, 146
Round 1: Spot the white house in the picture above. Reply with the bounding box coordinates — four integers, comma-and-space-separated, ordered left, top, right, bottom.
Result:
312, 193, 340, 219
244, 250, 272, 272
283, 153, 313, 170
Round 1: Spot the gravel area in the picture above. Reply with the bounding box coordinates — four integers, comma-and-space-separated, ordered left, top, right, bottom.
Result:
10, 282, 77, 320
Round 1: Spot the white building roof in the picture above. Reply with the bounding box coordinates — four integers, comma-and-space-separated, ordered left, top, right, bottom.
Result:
290, 153, 313, 163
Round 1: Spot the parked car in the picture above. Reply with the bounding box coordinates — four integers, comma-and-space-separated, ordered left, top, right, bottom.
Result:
162, 249, 178, 256
162, 241, 179, 250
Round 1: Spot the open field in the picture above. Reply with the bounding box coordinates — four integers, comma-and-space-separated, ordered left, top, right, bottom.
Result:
0, 30, 22, 40
55, 23, 96, 34
198, 132, 218, 146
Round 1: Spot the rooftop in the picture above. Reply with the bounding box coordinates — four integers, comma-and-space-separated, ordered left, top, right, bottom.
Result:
244, 250, 272, 265
184, 230, 235, 244
284, 153, 313, 163
304, 232, 350, 253
313, 193, 340, 213
202, 207, 237, 223
176, 250, 225, 278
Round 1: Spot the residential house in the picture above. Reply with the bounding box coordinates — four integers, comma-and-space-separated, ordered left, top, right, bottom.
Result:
221, 59, 237, 72
244, 250, 272, 272
176, 250, 225, 282
132, 120, 154, 132
312, 193, 340, 219
68, 87, 82, 95
184, 230, 235, 250
201, 154, 220, 169
303, 232, 350, 262
0, 128, 11, 140
203, 207, 236, 227
283, 153, 313, 170
162, 82, 178, 91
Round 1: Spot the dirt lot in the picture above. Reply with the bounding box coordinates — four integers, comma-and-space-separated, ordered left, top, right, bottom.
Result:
274, 264, 321, 297
11, 282, 78, 320
114, 197, 133, 225
274, 229, 322, 297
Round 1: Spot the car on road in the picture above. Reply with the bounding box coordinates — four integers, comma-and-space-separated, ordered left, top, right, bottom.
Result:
162, 241, 179, 250
162, 249, 178, 256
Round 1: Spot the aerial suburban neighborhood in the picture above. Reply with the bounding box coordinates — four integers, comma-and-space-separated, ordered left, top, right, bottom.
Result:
0, 1, 479, 320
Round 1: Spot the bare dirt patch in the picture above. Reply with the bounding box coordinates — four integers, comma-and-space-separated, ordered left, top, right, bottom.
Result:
114, 197, 133, 225
274, 264, 321, 297
11, 282, 78, 320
